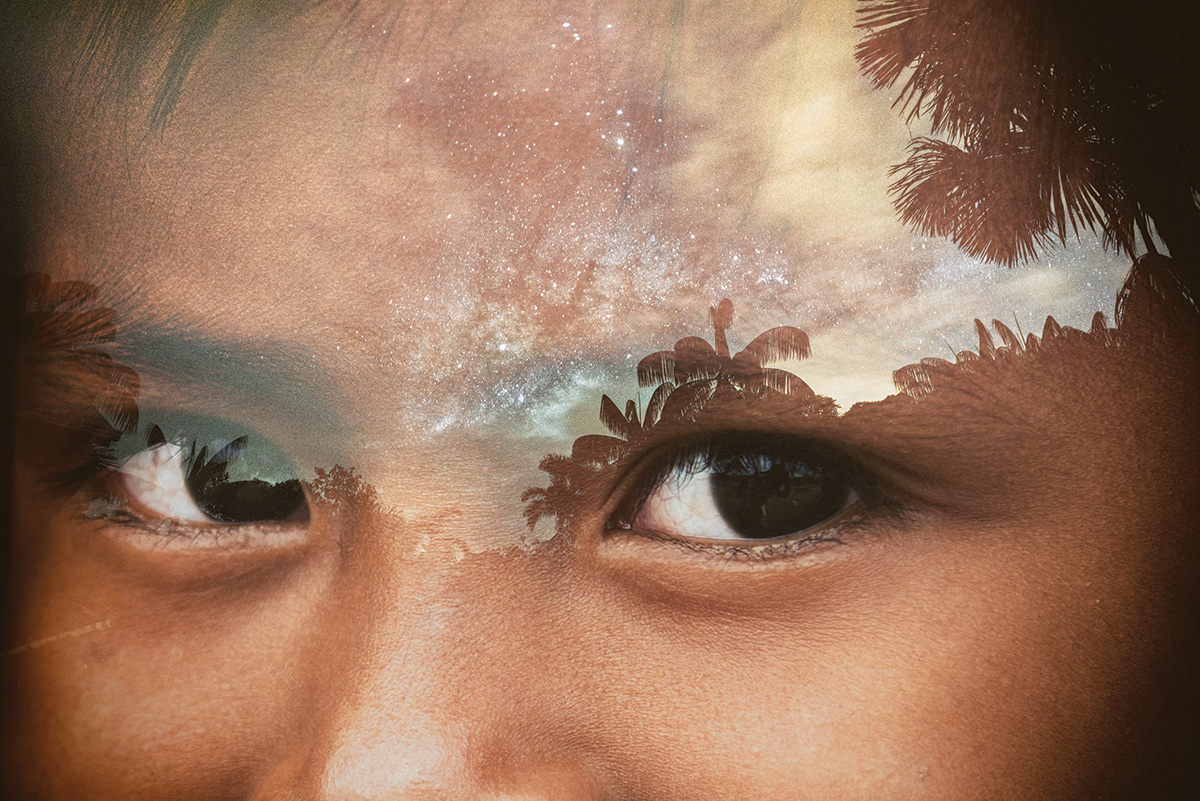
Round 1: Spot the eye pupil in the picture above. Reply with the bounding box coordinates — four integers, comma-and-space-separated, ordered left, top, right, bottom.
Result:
709, 451, 850, 539
189, 476, 307, 523
185, 435, 307, 524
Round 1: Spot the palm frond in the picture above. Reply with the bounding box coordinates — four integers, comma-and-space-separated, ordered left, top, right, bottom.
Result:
855, 0, 1169, 267
637, 350, 676, 388
636, 336, 720, 388
520, 486, 547, 504
520, 490, 552, 531
643, 381, 675, 429
669, 336, 723, 385
570, 434, 625, 466
990, 319, 1022, 352
599, 394, 634, 439
973, 319, 996, 360
855, 0, 929, 31
890, 137, 1057, 265
1089, 311, 1116, 346
732, 326, 811, 368
857, 1, 1054, 141
756, 367, 814, 397
854, 0, 931, 92
893, 362, 936, 397
658, 379, 718, 425
535, 453, 576, 480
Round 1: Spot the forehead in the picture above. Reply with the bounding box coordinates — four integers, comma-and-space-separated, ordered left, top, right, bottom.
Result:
15, 0, 1131, 535
26, 2, 1125, 362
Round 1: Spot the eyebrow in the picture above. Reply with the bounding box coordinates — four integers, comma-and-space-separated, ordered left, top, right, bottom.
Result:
143, 0, 237, 130
15, 274, 343, 438
4, 0, 284, 134
42, 0, 238, 132
109, 314, 338, 426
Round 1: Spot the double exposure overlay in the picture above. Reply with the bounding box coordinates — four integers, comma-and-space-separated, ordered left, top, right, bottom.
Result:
3, 1, 1199, 799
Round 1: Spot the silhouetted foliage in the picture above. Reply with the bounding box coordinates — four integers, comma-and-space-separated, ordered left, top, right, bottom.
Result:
308, 464, 383, 515
14, 273, 140, 437
636, 299, 812, 406
890, 253, 1195, 400
856, 0, 1200, 287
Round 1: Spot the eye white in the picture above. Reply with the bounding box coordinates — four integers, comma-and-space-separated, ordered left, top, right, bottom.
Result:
116, 442, 213, 524
631, 454, 862, 542
634, 461, 747, 540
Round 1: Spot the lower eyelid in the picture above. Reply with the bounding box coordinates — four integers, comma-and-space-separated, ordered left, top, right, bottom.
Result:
605, 509, 866, 564
70, 506, 323, 592
84, 482, 312, 554
113, 521, 311, 553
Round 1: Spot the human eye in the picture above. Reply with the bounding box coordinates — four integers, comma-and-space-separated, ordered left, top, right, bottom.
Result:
524, 299, 905, 561
612, 435, 861, 542
118, 422, 307, 523
607, 433, 868, 556
86, 412, 310, 551
13, 279, 329, 565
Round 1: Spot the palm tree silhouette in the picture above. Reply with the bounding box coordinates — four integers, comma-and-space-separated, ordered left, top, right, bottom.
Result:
635, 298, 812, 402
855, 0, 1200, 289
14, 273, 141, 438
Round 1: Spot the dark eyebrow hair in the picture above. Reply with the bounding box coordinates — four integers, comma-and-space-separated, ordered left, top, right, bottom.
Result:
0, 0, 236, 132
132, 0, 238, 131
6, 0, 372, 137
46, 0, 378, 133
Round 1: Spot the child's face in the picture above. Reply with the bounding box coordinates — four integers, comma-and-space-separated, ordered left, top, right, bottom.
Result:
5, 1, 1199, 799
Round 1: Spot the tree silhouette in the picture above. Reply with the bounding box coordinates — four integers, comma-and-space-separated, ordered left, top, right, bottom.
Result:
14, 273, 141, 439
855, 0, 1200, 290
635, 298, 812, 400
885, 254, 1197, 409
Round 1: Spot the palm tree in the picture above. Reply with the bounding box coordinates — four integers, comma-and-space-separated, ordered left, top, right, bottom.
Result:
635, 298, 813, 401
855, 0, 1200, 290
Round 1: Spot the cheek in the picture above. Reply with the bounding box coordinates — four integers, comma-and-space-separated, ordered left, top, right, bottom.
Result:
6, 341, 1197, 801
4, 489, 1192, 801
2, 485, 340, 799
569, 516, 1187, 800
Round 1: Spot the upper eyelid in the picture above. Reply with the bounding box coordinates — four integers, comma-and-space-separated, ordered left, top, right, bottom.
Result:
643, 409, 962, 489
608, 450, 880, 557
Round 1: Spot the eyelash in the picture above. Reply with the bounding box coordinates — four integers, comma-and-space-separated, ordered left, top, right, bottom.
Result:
96, 504, 308, 551
608, 525, 858, 562
41, 430, 123, 495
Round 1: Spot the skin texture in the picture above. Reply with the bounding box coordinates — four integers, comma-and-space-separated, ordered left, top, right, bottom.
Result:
4, 1, 1200, 799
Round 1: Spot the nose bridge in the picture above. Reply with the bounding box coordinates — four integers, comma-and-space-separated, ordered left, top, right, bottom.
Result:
259, 539, 600, 800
